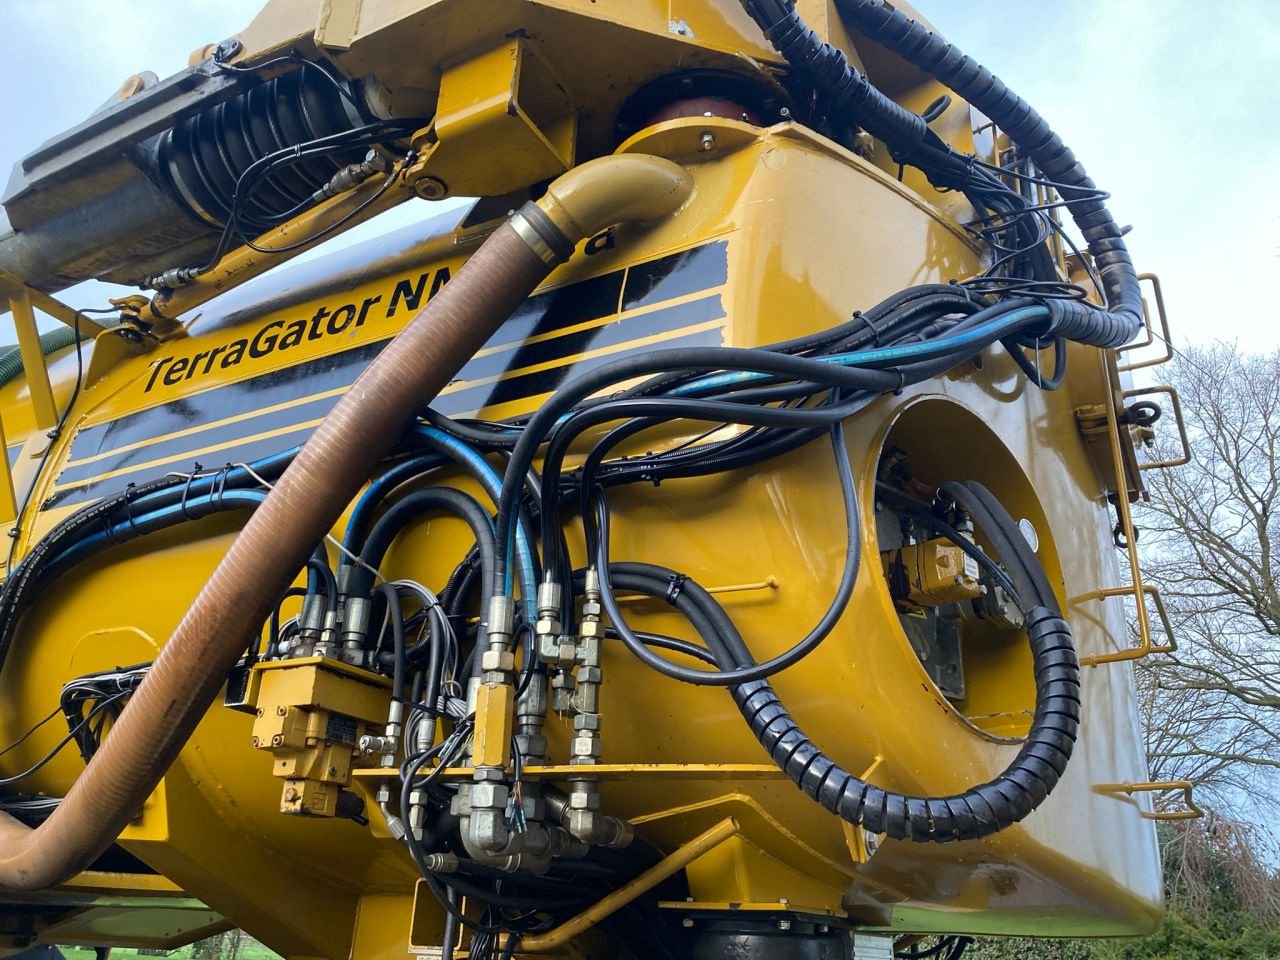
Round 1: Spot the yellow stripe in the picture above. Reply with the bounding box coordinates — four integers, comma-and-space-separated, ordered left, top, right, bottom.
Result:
52, 418, 326, 493
63, 385, 350, 470
54, 319, 725, 492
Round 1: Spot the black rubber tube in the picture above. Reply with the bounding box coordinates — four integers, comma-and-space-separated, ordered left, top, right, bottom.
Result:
587, 420, 859, 686
827, 0, 1144, 345
349, 487, 497, 601
376, 581, 406, 704
608, 556, 1078, 843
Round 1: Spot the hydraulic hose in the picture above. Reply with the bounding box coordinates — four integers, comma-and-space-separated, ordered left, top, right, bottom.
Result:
608, 499, 1079, 842
729, 609, 1078, 842
350, 488, 497, 604
0, 152, 692, 890
764, 0, 1143, 347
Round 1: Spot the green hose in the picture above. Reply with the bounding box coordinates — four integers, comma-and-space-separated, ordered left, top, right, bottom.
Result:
0, 325, 97, 391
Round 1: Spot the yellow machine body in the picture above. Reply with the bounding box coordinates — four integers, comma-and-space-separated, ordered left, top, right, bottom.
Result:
0, 1, 1172, 956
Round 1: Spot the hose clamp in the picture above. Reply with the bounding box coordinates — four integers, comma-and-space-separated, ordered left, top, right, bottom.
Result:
509, 202, 574, 266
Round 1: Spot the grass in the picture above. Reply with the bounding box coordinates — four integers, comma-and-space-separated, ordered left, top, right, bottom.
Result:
57, 934, 283, 960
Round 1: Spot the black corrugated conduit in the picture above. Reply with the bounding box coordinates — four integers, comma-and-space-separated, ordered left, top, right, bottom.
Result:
738, 0, 1143, 349
592, 479, 1079, 843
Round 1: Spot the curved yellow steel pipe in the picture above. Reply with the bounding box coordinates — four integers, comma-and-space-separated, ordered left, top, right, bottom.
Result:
536, 154, 693, 246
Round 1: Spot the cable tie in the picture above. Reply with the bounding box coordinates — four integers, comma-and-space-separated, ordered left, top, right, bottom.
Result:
664, 573, 688, 606
179, 467, 201, 520
121, 484, 141, 539
849, 310, 883, 347
214, 463, 233, 508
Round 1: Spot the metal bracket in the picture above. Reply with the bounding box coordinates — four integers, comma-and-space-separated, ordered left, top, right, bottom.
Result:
1080, 584, 1176, 666
1125, 384, 1191, 471
1096, 780, 1204, 821
1116, 273, 1173, 373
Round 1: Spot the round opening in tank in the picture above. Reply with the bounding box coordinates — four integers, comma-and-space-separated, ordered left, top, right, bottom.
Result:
872, 396, 1065, 740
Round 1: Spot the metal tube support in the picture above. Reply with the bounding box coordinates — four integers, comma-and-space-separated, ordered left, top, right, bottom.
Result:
509, 817, 741, 954
9, 291, 58, 430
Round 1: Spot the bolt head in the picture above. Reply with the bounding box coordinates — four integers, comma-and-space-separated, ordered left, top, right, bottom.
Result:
413, 177, 449, 200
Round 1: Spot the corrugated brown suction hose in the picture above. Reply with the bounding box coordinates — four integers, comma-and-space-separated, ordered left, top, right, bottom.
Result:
0, 154, 692, 890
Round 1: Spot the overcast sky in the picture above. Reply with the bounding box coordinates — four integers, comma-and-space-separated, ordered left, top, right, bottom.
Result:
0, 0, 1277, 355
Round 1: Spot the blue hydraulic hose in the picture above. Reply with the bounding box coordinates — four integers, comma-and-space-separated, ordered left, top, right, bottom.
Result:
343, 453, 448, 555
44, 489, 269, 574
669, 305, 1049, 398
411, 425, 538, 616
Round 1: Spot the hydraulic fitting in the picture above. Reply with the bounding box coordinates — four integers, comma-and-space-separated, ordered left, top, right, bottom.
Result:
466, 593, 520, 854
561, 568, 631, 846
535, 580, 576, 669
339, 595, 371, 656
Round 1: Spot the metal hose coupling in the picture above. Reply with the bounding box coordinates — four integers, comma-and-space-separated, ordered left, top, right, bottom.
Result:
0, 153, 690, 891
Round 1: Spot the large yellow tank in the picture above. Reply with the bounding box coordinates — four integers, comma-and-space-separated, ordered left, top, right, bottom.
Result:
0, 2, 1183, 957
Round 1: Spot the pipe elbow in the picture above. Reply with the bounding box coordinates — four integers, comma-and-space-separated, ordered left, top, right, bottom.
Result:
535, 155, 692, 247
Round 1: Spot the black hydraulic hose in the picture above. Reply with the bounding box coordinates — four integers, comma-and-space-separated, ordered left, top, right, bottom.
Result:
341, 455, 444, 573
728, 613, 1077, 842
494, 346, 905, 596
619, 286, 984, 399
568, 568, 719, 665
349, 487, 497, 601
376, 581, 407, 704
598, 421, 826, 488
265, 587, 309, 659
610, 547, 1078, 842
441, 886, 460, 960
872, 483, 1020, 604
541, 394, 866, 585
410, 427, 542, 594
827, 0, 1144, 347
944, 481, 1058, 615
305, 555, 339, 616
420, 407, 520, 451
587, 420, 859, 686
0, 475, 181, 672
1003, 336, 1066, 391
419, 599, 458, 728
36, 489, 271, 584
738, 0, 969, 183
0, 447, 306, 676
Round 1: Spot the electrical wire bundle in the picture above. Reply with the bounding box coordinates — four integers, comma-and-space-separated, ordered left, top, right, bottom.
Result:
0, 664, 149, 822
59, 664, 149, 763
